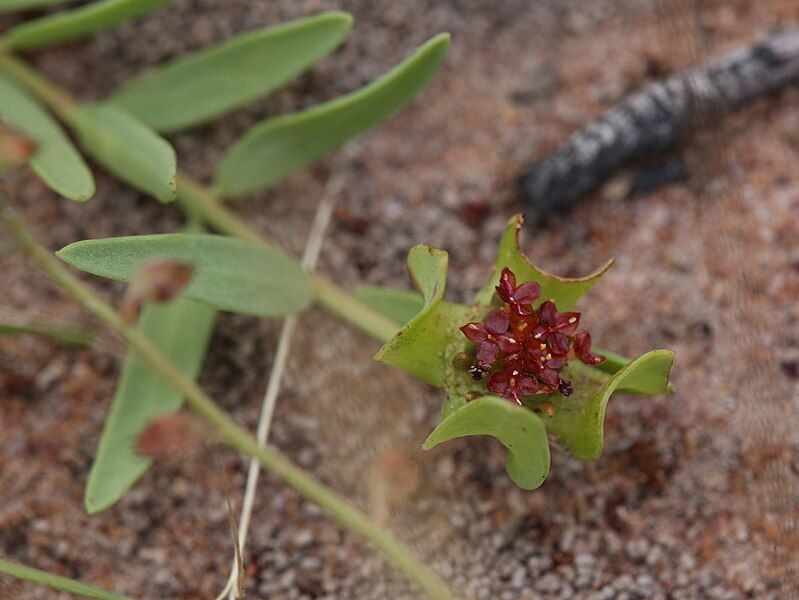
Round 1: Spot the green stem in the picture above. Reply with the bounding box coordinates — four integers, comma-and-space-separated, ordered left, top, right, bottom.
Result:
0, 321, 93, 346
175, 174, 398, 343
0, 200, 454, 600
0, 558, 133, 600
0, 43, 76, 121
0, 46, 399, 344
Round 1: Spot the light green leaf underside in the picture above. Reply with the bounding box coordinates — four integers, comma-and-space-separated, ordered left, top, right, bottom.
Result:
0, 0, 72, 15
476, 214, 613, 310
0, 558, 133, 600
0, 75, 93, 201
423, 396, 550, 490
3, 0, 173, 51
0, 322, 92, 346
72, 104, 176, 203
109, 12, 352, 133
531, 349, 675, 460
374, 245, 466, 387
56, 233, 312, 317
85, 297, 216, 514
354, 285, 424, 327
214, 32, 450, 197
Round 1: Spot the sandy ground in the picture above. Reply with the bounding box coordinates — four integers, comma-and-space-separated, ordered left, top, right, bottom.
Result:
2, 0, 799, 598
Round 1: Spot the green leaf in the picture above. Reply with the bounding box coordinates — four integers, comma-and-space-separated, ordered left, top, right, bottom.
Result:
375, 245, 466, 387
476, 214, 614, 310
0, 558, 133, 600
0, 75, 93, 202
354, 285, 423, 327
3, 0, 173, 51
109, 12, 353, 133
591, 347, 632, 375
0, 322, 92, 346
529, 350, 675, 460
591, 347, 674, 392
56, 233, 312, 317
85, 297, 216, 514
214, 32, 451, 197
72, 104, 176, 203
0, 0, 73, 15
423, 396, 550, 490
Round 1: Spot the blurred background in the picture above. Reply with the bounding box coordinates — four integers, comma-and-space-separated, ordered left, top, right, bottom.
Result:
2, 1, 799, 597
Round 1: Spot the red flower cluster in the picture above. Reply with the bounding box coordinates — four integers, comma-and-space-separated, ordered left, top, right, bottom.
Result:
460, 268, 604, 404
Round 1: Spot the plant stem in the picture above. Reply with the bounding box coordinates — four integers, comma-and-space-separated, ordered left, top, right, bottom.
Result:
0, 43, 76, 121
0, 558, 134, 600
174, 178, 399, 343
0, 46, 399, 344
0, 200, 454, 600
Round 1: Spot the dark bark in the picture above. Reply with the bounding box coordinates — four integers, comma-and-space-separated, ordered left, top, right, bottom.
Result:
518, 28, 799, 218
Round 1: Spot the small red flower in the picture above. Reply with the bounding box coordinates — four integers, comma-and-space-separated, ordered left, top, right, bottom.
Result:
573, 331, 604, 366
460, 309, 521, 370
531, 300, 580, 354
487, 359, 539, 404
523, 341, 568, 392
496, 267, 541, 316
459, 267, 604, 404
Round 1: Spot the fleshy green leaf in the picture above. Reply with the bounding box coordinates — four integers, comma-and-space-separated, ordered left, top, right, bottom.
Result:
109, 12, 353, 133
354, 285, 423, 328
0, 558, 133, 600
374, 245, 467, 386
0, 0, 72, 15
0, 322, 92, 346
476, 214, 613, 310
85, 297, 216, 514
3, 0, 173, 51
0, 75, 94, 201
72, 104, 176, 203
214, 32, 450, 197
529, 350, 675, 460
56, 233, 312, 317
423, 396, 550, 490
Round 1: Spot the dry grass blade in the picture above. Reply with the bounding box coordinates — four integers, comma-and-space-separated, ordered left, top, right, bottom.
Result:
217, 175, 341, 600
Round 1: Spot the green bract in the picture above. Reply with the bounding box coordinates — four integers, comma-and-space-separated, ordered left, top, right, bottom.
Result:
475, 214, 614, 309
526, 352, 675, 460
374, 245, 467, 386
423, 396, 550, 489
375, 214, 674, 490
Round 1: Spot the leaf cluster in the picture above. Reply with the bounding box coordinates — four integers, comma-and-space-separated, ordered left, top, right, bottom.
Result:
0, 3, 449, 512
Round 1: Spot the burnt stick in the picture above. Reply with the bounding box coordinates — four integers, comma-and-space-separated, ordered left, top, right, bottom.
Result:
517, 28, 799, 218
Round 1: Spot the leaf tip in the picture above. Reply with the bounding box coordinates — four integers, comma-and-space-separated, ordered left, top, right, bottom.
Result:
83, 477, 113, 515
53, 245, 69, 261
430, 32, 452, 50
421, 434, 438, 451
324, 10, 354, 31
